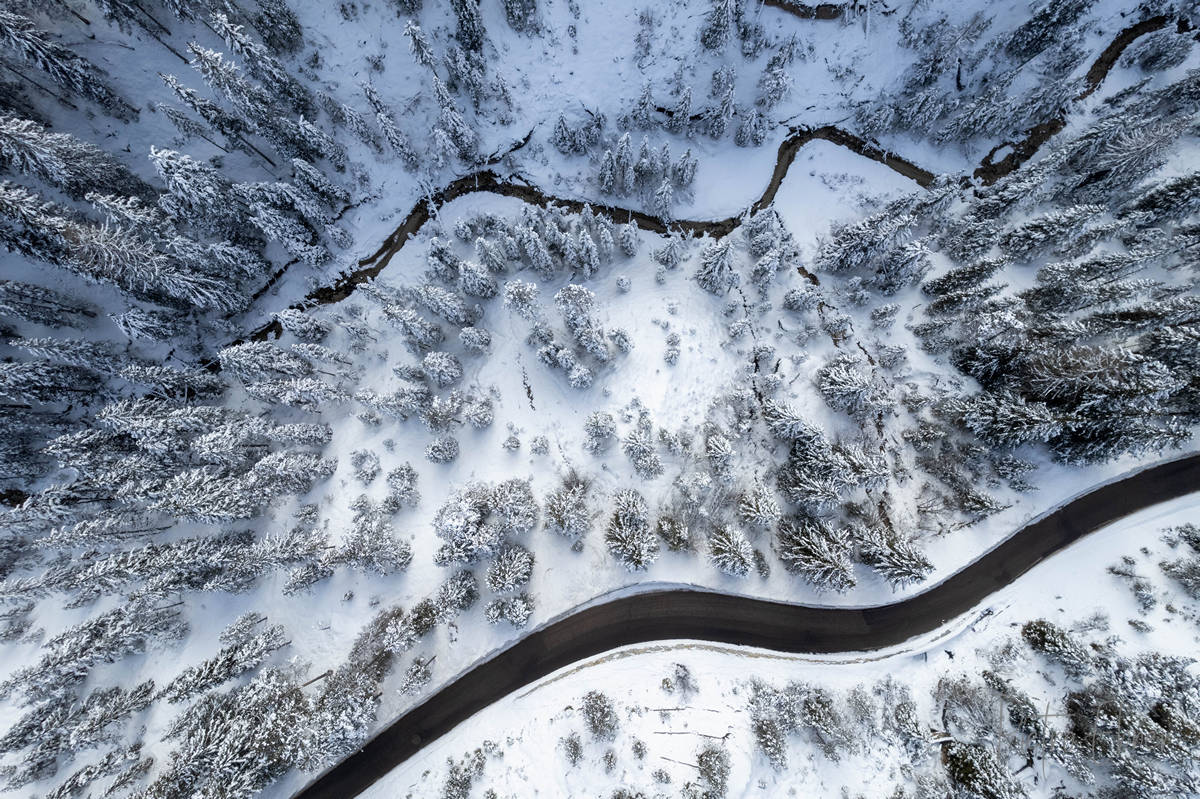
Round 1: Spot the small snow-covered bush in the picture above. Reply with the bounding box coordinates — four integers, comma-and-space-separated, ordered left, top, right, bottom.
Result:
426, 435, 460, 463
350, 449, 380, 484
486, 545, 534, 593
464, 395, 494, 428
382, 463, 420, 511
485, 594, 533, 627
608, 327, 634, 354
459, 326, 491, 353
583, 411, 617, 453
560, 732, 583, 766
581, 690, 619, 740
422, 351, 463, 388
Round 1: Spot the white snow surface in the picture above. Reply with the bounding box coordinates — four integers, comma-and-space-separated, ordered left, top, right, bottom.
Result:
2, 0, 1199, 796
358, 493, 1200, 799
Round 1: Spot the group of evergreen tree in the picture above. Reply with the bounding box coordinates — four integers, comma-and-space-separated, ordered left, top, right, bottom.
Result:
744, 607, 1200, 796
908, 74, 1200, 464
0, 2, 1197, 797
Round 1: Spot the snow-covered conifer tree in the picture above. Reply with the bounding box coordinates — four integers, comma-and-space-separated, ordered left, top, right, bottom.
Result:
739, 484, 782, 530
694, 238, 737, 294
583, 411, 616, 453
160, 617, 288, 703
404, 21, 436, 70
551, 112, 578, 155
458, 259, 498, 298
860, 527, 932, 588
432, 76, 479, 163
735, 108, 766, 148
546, 472, 590, 539
632, 82, 654, 129
653, 178, 673, 221
618, 223, 638, 257
421, 351, 463, 388
673, 148, 698, 188
503, 0, 537, 32
0, 280, 93, 328
251, 0, 304, 53
605, 488, 658, 571
700, 0, 738, 51
503, 279, 542, 321
665, 86, 692, 135
486, 544, 534, 592
362, 82, 417, 167
149, 147, 241, 234
0, 115, 148, 200
757, 43, 793, 109
708, 524, 754, 577
0, 360, 102, 405
776, 517, 855, 592
449, 0, 486, 52
485, 593, 534, 627
426, 435, 460, 464
249, 202, 330, 265
0, 10, 135, 119
815, 353, 886, 418
598, 148, 617, 193
337, 497, 412, 575
211, 12, 313, 117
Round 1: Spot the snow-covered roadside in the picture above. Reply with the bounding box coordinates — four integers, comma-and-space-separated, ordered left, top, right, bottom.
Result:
3, 0, 1198, 795
357, 492, 1200, 799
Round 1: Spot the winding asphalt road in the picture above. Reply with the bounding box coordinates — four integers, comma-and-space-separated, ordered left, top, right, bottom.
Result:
294, 453, 1200, 799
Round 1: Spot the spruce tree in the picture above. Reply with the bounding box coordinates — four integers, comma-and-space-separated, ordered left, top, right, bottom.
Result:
211, 12, 314, 117
0, 280, 93, 328
665, 86, 692, 135
404, 21, 436, 70
503, 0, 537, 32
150, 146, 242, 234
776, 517, 855, 592
694, 238, 737, 294
700, 0, 738, 51
0, 115, 150, 200
432, 76, 479, 163
449, 0, 485, 52
0, 10, 135, 119
709, 524, 754, 577
605, 488, 658, 571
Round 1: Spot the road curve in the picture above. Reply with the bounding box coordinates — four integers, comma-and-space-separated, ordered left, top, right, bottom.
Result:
293, 453, 1200, 799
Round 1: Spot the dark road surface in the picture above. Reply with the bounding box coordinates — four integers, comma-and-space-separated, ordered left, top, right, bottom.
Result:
294, 454, 1200, 798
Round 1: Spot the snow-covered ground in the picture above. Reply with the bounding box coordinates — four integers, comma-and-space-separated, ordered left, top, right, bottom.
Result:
2, 0, 1199, 797
360, 492, 1200, 798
